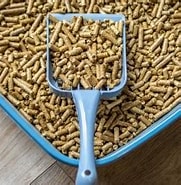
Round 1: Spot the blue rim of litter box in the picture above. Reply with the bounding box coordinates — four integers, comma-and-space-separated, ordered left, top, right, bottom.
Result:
1, 94, 181, 166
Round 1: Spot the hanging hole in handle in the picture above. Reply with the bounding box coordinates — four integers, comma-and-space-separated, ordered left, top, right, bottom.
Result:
84, 169, 91, 176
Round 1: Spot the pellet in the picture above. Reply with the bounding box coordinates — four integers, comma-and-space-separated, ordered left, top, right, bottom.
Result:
52, 140, 65, 147
43, 131, 56, 140
73, 16, 83, 33
55, 128, 68, 136
152, 56, 164, 67
172, 13, 181, 19
13, 78, 32, 94
4, 16, 17, 23
156, 0, 165, 18
22, 51, 43, 69
37, 73, 46, 84
32, 68, 45, 82
30, 14, 43, 33
62, 25, 77, 44
97, 118, 106, 132
49, 43, 60, 52
59, 45, 69, 53
104, 55, 119, 63
155, 52, 175, 69
138, 68, 147, 81
39, 101, 50, 120
67, 131, 80, 140
26, 108, 38, 116
6, 93, 20, 106
94, 139, 103, 147
10, 27, 25, 36
104, 112, 117, 129
123, 101, 140, 113
50, 22, 62, 45
0, 0, 9, 10
67, 124, 76, 133
131, 107, 145, 115
92, 22, 100, 37
61, 109, 73, 122
150, 35, 164, 52
138, 26, 144, 48
1, 7, 26, 15
174, 80, 181, 88
100, 133, 114, 143
61, 140, 75, 152
9, 42, 19, 49
138, 121, 147, 130
7, 75, 13, 92
79, 31, 92, 38
69, 47, 83, 56
112, 61, 120, 80
95, 79, 106, 89
145, 106, 159, 114
26, 0, 34, 14
161, 38, 168, 55
0, 84, 7, 95
101, 30, 118, 45
102, 142, 113, 152
150, 86, 167, 93
131, 81, 144, 90
0, 45, 7, 53
176, 34, 181, 47
87, 0, 96, 13
71, 75, 79, 87
154, 107, 171, 120
46, 123, 55, 133
19, 108, 33, 122
114, 127, 119, 144
9, 2, 25, 9
69, 151, 80, 158
139, 115, 152, 126
0, 67, 8, 83
33, 34, 40, 46
120, 130, 130, 140
80, 76, 89, 89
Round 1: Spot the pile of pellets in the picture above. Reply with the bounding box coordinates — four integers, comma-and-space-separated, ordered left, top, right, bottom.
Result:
49, 16, 123, 90
0, 0, 181, 159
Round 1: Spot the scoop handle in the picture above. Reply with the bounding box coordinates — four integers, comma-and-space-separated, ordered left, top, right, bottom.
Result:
72, 90, 100, 185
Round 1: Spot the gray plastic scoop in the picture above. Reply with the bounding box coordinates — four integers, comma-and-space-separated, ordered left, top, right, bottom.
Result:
46, 13, 127, 185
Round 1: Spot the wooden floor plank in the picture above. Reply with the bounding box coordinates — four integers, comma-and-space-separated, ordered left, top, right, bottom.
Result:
97, 119, 181, 185
0, 109, 55, 185
57, 162, 77, 181
31, 162, 74, 185
57, 119, 181, 185
0, 108, 7, 121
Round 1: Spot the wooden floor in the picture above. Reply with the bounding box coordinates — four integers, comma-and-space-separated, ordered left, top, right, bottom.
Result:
0, 108, 181, 185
